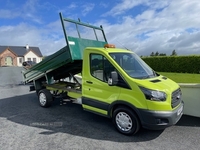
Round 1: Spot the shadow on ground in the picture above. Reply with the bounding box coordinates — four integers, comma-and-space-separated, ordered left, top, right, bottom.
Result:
0, 90, 198, 142
176, 115, 200, 127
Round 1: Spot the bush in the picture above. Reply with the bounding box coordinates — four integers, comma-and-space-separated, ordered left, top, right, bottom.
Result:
142, 56, 200, 73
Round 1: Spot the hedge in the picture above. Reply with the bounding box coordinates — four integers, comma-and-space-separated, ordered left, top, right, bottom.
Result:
142, 56, 200, 73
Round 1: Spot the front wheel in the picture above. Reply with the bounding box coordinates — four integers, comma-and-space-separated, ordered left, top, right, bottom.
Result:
113, 106, 140, 135
38, 89, 53, 107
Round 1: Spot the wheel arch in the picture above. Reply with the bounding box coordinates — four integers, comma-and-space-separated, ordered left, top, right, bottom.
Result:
108, 100, 142, 123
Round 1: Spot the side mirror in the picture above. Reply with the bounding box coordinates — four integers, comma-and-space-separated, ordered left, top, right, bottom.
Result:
108, 71, 118, 86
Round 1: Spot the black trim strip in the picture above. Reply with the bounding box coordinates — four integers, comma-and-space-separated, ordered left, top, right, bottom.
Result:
83, 108, 109, 118
162, 76, 167, 80
150, 79, 161, 83
82, 97, 110, 111
108, 100, 141, 118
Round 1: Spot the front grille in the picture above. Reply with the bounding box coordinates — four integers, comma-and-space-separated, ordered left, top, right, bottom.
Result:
171, 88, 182, 108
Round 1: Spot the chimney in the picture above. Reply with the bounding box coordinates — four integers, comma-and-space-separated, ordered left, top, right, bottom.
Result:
26, 44, 29, 50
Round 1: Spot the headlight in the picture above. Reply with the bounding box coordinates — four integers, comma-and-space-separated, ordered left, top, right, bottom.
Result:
139, 87, 167, 101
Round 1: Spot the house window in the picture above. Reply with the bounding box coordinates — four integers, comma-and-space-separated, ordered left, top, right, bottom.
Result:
19, 58, 23, 63
27, 58, 31, 61
33, 58, 36, 63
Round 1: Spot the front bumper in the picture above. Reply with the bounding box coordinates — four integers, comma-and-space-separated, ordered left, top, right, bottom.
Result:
138, 101, 184, 130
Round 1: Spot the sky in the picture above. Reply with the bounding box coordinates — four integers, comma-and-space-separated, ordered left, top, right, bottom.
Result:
0, 0, 200, 56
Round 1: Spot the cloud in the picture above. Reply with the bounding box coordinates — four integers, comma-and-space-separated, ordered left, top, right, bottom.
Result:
39, 2, 60, 11
21, 0, 45, 24
101, 0, 200, 56
0, 0, 43, 24
168, 31, 200, 49
135, 10, 155, 22
103, 0, 143, 16
22, 0, 38, 13
1, 0, 200, 57
82, 3, 95, 16
99, 2, 109, 8
0, 22, 65, 56
103, 0, 169, 17
68, 3, 77, 9
24, 13, 43, 24
0, 9, 20, 19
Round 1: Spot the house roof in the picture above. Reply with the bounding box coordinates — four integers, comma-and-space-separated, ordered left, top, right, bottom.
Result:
0, 46, 43, 57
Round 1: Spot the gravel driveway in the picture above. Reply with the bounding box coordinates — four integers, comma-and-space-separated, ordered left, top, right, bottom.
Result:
0, 67, 200, 150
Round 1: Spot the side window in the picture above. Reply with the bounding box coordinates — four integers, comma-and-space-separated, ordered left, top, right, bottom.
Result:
90, 54, 115, 82
90, 54, 104, 81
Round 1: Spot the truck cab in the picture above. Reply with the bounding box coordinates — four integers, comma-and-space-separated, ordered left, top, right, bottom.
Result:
80, 44, 183, 135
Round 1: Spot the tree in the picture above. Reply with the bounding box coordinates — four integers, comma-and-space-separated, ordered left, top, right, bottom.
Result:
171, 50, 177, 56
150, 51, 166, 56
159, 53, 166, 56
150, 52, 155, 56
155, 51, 159, 56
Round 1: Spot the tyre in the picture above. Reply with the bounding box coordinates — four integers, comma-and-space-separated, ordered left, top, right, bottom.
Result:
22, 62, 27, 66
38, 89, 53, 107
113, 106, 140, 135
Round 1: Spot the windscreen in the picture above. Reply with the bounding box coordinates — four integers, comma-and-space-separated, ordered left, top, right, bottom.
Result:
109, 52, 156, 79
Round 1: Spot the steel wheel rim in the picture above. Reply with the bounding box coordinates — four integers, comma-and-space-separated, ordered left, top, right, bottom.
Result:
116, 112, 132, 132
39, 93, 46, 106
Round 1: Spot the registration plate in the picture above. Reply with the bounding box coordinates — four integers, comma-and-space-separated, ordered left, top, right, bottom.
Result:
177, 105, 183, 116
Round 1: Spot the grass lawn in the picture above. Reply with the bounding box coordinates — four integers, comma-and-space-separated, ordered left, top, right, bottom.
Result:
159, 72, 200, 83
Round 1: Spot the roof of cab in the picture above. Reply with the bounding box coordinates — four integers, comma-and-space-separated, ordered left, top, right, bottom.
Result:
85, 46, 134, 54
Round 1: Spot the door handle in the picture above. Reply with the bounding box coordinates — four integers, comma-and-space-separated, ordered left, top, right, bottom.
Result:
86, 81, 93, 84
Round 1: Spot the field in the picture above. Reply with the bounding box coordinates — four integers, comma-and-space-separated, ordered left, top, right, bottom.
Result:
159, 72, 200, 83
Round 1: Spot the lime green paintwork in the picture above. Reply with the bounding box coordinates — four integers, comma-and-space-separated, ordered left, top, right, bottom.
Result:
45, 82, 81, 98
82, 47, 181, 115
68, 91, 82, 99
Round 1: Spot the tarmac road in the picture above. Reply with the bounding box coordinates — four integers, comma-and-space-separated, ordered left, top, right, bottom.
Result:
0, 67, 200, 150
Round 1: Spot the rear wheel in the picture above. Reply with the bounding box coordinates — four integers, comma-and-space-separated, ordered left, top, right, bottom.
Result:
38, 89, 53, 107
113, 106, 140, 135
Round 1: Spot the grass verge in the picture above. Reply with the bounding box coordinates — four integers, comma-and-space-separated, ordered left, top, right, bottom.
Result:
159, 72, 200, 83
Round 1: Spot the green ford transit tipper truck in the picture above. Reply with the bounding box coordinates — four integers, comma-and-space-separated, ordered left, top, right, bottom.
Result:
22, 12, 184, 135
